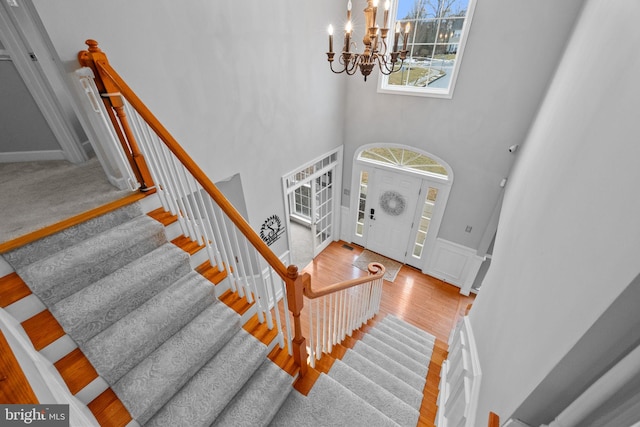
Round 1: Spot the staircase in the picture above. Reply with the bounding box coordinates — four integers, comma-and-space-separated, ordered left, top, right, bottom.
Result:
273, 314, 436, 427
1, 196, 437, 426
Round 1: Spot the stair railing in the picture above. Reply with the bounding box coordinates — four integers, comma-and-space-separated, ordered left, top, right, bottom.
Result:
436, 316, 482, 427
77, 40, 385, 379
303, 262, 385, 367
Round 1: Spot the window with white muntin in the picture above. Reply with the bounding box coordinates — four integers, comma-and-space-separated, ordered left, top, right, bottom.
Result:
378, 0, 476, 98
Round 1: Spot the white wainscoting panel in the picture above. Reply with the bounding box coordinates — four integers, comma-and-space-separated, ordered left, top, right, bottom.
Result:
427, 238, 485, 295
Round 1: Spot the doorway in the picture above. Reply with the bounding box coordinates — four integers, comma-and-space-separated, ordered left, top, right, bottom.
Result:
283, 148, 342, 269
0, 1, 86, 163
350, 145, 452, 271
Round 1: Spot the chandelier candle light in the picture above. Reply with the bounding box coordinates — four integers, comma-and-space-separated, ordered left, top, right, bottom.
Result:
327, 0, 410, 81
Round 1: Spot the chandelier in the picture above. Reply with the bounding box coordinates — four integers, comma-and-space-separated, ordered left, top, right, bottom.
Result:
327, 0, 410, 81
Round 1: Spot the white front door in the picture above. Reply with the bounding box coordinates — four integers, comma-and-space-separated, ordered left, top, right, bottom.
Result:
366, 168, 422, 261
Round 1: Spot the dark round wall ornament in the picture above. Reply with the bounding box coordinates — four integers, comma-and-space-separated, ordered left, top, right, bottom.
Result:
379, 191, 406, 216
260, 214, 285, 246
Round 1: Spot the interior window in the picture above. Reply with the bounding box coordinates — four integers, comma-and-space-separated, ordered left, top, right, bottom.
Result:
379, 0, 476, 98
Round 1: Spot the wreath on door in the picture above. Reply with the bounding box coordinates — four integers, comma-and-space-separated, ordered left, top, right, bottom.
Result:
379, 191, 406, 216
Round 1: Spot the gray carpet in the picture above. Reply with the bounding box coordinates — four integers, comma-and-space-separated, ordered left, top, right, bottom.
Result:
0, 157, 132, 243
3, 202, 294, 426
4, 201, 436, 426
272, 314, 436, 426
290, 221, 314, 269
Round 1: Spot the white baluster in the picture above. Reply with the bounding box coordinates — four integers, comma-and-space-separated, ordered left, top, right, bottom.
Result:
308, 296, 315, 368
267, 267, 285, 348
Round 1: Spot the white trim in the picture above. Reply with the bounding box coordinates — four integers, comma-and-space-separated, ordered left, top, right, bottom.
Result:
282, 147, 343, 263
355, 142, 454, 183
0, 149, 66, 163
545, 344, 640, 427
72, 67, 140, 191
0, 1, 87, 164
0, 257, 14, 277
504, 419, 533, 427
426, 238, 484, 294
437, 316, 482, 427
0, 308, 100, 426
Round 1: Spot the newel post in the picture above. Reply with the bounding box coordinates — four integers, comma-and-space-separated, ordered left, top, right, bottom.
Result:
286, 265, 308, 378
78, 39, 154, 191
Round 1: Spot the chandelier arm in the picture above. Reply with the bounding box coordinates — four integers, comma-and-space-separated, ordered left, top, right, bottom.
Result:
378, 39, 389, 56
328, 53, 361, 75
329, 61, 348, 74
377, 56, 394, 76
379, 56, 406, 76
345, 54, 360, 75
378, 56, 397, 74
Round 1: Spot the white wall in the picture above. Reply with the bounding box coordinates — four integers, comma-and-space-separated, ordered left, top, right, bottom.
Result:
0, 60, 61, 154
30, 0, 346, 255
342, 0, 585, 250
469, 0, 640, 423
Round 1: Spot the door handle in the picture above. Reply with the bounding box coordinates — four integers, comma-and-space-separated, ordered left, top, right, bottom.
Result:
370, 208, 375, 220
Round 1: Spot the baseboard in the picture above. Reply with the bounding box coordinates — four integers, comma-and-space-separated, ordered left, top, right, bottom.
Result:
0, 150, 66, 163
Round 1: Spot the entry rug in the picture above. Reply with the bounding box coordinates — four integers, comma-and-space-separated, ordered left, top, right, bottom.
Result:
353, 250, 402, 282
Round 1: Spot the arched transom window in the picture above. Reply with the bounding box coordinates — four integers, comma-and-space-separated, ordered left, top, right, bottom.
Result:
358, 147, 449, 178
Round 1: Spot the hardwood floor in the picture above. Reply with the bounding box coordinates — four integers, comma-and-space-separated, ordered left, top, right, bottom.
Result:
297, 241, 475, 427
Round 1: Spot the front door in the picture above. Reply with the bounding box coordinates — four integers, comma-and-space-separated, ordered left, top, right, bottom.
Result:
366, 168, 422, 261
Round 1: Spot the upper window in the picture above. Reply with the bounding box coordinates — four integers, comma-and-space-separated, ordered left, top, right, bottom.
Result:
379, 0, 476, 98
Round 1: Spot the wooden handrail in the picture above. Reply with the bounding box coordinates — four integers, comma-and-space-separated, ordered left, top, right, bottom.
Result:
301, 262, 385, 299
78, 42, 153, 191
78, 40, 289, 283
77, 40, 387, 380
488, 412, 500, 427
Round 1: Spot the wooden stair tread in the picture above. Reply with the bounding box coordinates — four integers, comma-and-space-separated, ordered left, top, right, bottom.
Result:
268, 344, 298, 377
0, 330, 39, 404
54, 348, 99, 395
419, 339, 448, 426
88, 388, 132, 427
293, 366, 321, 396
218, 289, 252, 315
0, 273, 32, 308
195, 261, 227, 286
21, 310, 65, 351
171, 235, 205, 255
146, 207, 178, 226
243, 314, 279, 347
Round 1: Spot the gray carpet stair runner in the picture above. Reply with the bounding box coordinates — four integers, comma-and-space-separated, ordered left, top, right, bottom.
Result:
271, 313, 436, 427
3, 201, 437, 426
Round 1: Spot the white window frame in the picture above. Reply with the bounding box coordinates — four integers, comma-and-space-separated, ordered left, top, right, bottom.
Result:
377, 0, 478, 99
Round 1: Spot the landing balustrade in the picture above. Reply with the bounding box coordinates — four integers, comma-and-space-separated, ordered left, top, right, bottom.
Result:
77, 40, 385, 380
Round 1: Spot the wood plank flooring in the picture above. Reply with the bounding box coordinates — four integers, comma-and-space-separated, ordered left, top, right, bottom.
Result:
295, 241, 475, 427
